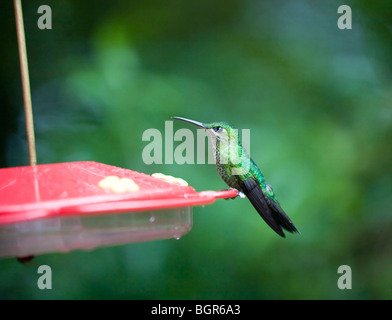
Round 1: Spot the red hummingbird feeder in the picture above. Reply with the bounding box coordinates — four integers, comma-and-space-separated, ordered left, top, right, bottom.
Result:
0, 0, 237, 260
0, 161, 236, 258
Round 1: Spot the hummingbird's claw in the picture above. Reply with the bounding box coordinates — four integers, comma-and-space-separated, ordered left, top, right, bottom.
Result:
223, 188, 244, 200
238, 191, 246, 198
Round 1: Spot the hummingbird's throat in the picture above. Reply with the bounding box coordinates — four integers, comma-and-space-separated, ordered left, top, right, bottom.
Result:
210, 132, 251, 176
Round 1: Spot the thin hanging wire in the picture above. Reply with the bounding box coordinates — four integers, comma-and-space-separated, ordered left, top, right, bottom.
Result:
14, 0, 37, 166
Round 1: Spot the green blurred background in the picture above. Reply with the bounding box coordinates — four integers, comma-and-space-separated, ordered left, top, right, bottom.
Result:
1, 0, 392, 299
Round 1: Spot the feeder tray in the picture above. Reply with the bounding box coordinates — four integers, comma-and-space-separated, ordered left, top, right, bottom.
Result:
0, 161, 237, 258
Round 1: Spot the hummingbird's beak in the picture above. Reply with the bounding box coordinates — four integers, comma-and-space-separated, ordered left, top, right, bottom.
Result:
172, 116, 206, 129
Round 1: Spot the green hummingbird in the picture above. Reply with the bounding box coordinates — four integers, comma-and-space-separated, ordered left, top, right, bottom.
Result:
172, 116, 299, 237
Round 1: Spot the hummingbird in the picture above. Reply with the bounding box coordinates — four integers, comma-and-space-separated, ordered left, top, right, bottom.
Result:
172, 116, 299, 237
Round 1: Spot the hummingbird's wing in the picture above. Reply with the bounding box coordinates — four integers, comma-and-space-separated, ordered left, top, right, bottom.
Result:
241, 177, 298, 237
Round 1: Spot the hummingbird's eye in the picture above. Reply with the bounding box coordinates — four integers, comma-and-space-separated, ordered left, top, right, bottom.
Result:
213, 126, 223, 133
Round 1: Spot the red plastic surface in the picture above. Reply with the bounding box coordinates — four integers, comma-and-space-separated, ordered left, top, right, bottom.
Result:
0, 161, 237, 226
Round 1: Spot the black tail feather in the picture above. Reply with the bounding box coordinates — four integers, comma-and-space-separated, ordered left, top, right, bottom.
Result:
241, 178, 298, 237
270, 200, 299, 234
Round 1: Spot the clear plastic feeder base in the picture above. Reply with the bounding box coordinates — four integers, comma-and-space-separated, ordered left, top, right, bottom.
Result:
0, 207, 192, 258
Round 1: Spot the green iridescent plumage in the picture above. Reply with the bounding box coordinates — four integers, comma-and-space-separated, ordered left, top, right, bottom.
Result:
173, 116, 299, 237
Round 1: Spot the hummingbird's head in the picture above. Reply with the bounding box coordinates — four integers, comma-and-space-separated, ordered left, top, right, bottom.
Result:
172, 117, 246, 169
172, 117, 237, 146
202, 122, 235, 142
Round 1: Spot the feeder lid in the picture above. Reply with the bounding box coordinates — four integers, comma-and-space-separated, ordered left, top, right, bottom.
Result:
0, 161, 237, 226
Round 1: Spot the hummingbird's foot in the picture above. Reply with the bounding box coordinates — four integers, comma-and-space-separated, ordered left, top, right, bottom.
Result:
223, 188, 245, 200
238, 191, 246, 199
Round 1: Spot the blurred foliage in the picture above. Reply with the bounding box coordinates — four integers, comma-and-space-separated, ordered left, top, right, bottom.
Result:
1, 0, 392, 299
